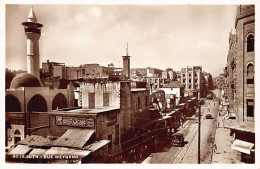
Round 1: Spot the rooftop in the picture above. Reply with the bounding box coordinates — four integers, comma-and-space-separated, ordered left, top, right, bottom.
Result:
54, 107, 120, 114
131, 88, 148, 92
162, 81, 183, 88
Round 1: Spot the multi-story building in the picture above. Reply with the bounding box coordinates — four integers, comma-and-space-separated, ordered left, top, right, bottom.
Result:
130, 67, 163, 79
180, 66, 202, 98
225, 5, 255, 163
42, 60, 66, 79
65, 64, 115, 80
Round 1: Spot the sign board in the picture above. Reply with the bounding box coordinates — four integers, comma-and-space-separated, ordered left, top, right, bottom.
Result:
55, 116, 95, 128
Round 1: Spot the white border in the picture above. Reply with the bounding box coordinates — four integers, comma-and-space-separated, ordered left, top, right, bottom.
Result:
1, 0, 259, 169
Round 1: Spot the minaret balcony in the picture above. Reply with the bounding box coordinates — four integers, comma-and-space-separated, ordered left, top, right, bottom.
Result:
24, 28, 41, 34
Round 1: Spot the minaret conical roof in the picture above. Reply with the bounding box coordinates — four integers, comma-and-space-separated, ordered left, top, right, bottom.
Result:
28, 7, 37, 22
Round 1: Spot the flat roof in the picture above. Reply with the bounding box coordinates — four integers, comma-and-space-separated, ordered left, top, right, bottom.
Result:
53, 107, 120, 115
131, 88, 148, 92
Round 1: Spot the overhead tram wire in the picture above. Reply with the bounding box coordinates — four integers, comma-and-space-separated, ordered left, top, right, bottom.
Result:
90, 127, 166, 161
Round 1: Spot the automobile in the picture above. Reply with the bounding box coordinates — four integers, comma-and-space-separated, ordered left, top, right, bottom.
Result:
206, 113, 213, 119
172, 131, 184, 147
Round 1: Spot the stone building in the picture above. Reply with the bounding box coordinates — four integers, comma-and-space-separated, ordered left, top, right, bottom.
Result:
160, 81, 184, 106
42, 60, 66, 79
225, 5, 255, 163
180, 66, 203, 98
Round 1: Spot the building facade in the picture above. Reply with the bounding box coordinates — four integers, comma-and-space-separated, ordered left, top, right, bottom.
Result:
225, 5, 255, 163
180, 66, 202, 98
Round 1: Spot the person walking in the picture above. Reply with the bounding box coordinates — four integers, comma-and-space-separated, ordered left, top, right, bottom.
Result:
213, 144, 217, 153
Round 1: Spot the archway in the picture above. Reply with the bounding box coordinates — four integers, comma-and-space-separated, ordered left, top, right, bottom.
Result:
5, 95, 21, 112
52, 93, 67, 110
27, 94, 47, 112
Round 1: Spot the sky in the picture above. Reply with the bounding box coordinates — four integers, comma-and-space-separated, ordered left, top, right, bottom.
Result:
5, 4, 237, 76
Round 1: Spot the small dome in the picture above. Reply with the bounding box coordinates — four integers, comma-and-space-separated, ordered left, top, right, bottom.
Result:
10, 73, 41, 89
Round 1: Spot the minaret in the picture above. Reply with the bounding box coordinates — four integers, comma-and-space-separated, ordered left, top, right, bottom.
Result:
122, 43, 130, 80
22, 7, 43, 79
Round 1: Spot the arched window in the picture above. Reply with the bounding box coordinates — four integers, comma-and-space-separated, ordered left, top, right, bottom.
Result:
52, 93, 67, 110
5, 95, 21, 112
14, 130, 21, 144
14, 130, 21, 135
247, 34, 254, 52
247, 63, 254, 85
28, 94, 47, 112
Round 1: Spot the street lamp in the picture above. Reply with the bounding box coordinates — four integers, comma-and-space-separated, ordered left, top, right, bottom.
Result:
198, 100, 201, 164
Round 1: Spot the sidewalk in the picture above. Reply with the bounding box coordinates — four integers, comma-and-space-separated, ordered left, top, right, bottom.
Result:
211, 116, 242, 164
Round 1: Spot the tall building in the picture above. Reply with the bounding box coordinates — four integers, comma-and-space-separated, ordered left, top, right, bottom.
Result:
22, 7, 43, 79
225, 5, 255, 163
180, 66, 202, 98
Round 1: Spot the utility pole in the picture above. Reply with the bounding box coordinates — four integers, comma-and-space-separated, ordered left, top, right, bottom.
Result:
198, 100, 201, 164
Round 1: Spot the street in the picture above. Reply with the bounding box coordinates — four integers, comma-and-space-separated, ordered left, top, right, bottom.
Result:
143, 99, 219, 164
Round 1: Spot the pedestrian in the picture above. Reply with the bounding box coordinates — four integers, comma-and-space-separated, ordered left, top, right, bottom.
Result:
213, 144, 217, 153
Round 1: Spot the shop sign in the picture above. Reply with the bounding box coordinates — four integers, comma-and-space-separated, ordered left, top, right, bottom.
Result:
55, 116, 95, 128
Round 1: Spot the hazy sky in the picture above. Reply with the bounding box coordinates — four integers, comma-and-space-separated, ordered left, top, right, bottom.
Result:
5, 4, 237, 76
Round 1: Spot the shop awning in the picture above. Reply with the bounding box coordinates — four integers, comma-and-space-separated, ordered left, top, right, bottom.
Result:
231, 139, 254, 155
85, 140, 110, 152
18, 135, 53, 147
29, 148, 48, 155
53, 129, 95, 148
9, 145, 32, 155
228, 122, 255, 133
44, 147, 91, 158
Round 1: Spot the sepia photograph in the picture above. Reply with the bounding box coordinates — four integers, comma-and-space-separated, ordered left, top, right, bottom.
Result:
1, 0, 258, 168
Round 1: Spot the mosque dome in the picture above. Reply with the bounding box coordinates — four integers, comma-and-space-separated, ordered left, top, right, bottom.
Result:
10, 73, 41, 89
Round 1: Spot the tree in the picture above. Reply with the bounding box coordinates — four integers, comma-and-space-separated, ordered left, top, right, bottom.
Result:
208, 74, 214, 90
5, 68, 16, 89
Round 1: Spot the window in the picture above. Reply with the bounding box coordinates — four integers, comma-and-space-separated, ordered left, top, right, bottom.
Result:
189, 73, 191, 77
247, 99, 254, 117
189, 85, 192, 89
247, 34, 254, 52
137, 97, 141, 109
247, 64, 254, 85
146, 96, 149, 106
183, 79, 186, 83
115, 124, 119, 145
89, 93, 95, 109
189, 79, 191, 83
103, 93, 110, 107
14, 130, 21, 144
108, 135, 112, 154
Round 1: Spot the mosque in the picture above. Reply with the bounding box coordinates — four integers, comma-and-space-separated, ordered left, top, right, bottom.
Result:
5, 8, 76, 147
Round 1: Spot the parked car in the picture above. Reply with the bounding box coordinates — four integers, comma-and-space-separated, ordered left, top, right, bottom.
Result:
172, 132, 184, 147
206, 113, 213, 119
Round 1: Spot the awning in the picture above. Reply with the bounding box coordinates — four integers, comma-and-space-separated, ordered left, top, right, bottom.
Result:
231, 139, 254, 155
9, 145, 32, 155
18, 135, 53, 147
29, 148, 48, 155
228, 122, 255, 133
85, 140, 110, 152
53, 129, 95, 148
44, 147, 91, 158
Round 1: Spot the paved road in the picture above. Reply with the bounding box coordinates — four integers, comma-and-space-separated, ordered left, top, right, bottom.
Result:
144, 99, 219, 164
